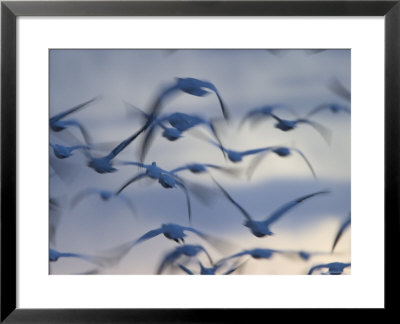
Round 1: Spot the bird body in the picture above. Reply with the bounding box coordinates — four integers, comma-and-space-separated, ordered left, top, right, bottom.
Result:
246, 146, 317, 180
270, 113, 331, 144
212, 177, 329, 238
308, 262, 351, 275
50, 143, 89, 159
157, 244, 213, 274
118, 162, 192, 223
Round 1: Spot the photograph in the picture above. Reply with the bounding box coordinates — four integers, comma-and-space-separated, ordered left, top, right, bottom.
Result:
49, 49, 351, 275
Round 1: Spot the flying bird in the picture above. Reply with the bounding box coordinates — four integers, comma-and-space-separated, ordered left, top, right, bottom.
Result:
246, 146, 317, 180
239, 104, 298, 129
331, 212, 351, 253
270, 113, 332, 144
50, 143, 89, 159
306, 103, 350, 118
177, 259, 244, 275
308, 262, 351, 275
212, 177, 329, 238
170, 162, 240, 177
70, 188, 136, 217
49, 97, 98, 144
328, 77, 351, 102
85, 124, 150, 174
157, 244, 213, 274
117, 162, 192, 223
207, 139, 287, 163
49, 248, 111, 267
127, 104, 226, 161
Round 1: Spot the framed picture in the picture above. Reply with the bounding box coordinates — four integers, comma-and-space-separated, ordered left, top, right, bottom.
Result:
1, 0, 397, 321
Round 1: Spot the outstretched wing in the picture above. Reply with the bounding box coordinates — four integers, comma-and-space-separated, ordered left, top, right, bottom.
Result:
177, 263, 195, 275
133, 228, 164, 246
264, 190, 329, 226
106, 125, 148, 161
70, 188, 101, 208
305, 104, 333, 118
296, 118, 332, 145
328, 77, 351, 102
292, 148, 317, 179
331, 213, 351, 252
211, 177, 253, 221
157, 248, 182, 274
116, 173, 147, 194
176, 181, 192, 225
50, 97, 98, 123
307, 263, 329, 275
246, 150, 273, 180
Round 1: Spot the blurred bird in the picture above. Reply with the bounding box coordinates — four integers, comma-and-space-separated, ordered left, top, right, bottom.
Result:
308, 262, 351, 275
212, 177, 329, 238
239, 104, 298, 129
70, 188, 136, 217
246, 146, 317, 180
177, 259, 244, 275
328, 77, 351, 102
85, 124, 149, 174
50, 97, 98, 144
117, 162, 192, 223
331, 212, 351, 253
174, 77, 229, 120
49, 248, 111, 267
157, 244, 213, 274
50, 143, 89, 159
170, 162, 240, 177
126, 103, 226, 161
50, 197, 64, 246
207, 139, 290, 163
220, 248, 286, 262
270, 113, 332, 144
306, 103, 350, 118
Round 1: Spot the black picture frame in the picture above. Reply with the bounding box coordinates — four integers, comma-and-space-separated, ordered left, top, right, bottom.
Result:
1, 1, 398, 322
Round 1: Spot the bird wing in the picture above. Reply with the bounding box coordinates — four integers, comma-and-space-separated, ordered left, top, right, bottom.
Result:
116, 194, 137, 218
70, 188, 100, 208
177, 263, 195, 275
263, 190, 329, 226
328, 78, 351, 102
296, 118, 332, 145
133, 228, 164, 246
207, 120, 227, 159
176, 181, 192, 225
169, 165, 190, 174
138, 121, 160, 163
211, 177, 253, 221
57, 119, 93, 145
238, 109, 265, 128
157, 248, 182, 274
240, 147, 272, 157
305, 104, 332, 118
246, 151, 273, 179
116, 173, 147, 194
106, 125, 148, 160
50, 97, 98, 123
331, 213, 351, 252
307, 263, 329, 275
291, 148, 317, 179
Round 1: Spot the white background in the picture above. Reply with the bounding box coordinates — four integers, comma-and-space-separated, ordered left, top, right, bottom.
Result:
17, 17, 384, 308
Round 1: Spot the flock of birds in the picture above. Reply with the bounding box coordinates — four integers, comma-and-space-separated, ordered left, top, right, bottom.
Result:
50, 72, 351, 275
